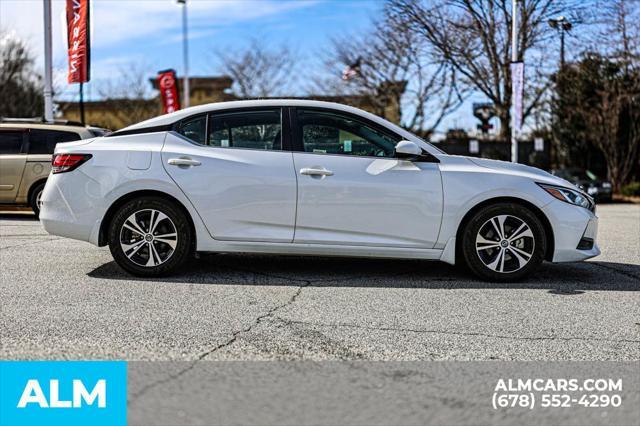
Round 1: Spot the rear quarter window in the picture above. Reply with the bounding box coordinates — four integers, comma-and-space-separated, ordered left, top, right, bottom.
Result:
28, 129, 81, 154
176, 115, 207, 145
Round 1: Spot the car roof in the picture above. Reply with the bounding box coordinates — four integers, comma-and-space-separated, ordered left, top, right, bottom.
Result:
122, 99, 406, 134
0, 122, 94, 136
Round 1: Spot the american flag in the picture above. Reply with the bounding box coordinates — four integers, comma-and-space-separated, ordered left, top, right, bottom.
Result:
342, 57, 362, 81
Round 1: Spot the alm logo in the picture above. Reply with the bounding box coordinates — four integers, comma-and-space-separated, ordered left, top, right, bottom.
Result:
0, 361, 126, 426
17, 379, 106, 408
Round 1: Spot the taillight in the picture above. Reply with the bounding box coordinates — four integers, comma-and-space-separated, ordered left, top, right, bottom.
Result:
52, 154, 92, 174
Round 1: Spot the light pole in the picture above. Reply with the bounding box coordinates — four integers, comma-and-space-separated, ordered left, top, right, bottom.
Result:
42, 0, 54, 122
510, 0, 520, 163
549, 16, 572, 68
177, 0, 189, 108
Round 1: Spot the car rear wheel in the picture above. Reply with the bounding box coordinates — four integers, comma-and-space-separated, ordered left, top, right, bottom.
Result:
108, 196, 193, 277
29, 182, 46, 218
461, 203, 546, 282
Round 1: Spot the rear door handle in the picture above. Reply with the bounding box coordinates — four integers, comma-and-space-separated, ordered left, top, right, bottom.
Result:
168, 158, 201, 167
300, 167, 333, 177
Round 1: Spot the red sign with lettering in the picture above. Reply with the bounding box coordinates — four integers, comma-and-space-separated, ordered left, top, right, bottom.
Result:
157, 70, 181, 114
66, 0, 91, 83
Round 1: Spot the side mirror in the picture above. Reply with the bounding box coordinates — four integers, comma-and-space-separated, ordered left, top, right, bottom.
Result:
395, 140, 424, 160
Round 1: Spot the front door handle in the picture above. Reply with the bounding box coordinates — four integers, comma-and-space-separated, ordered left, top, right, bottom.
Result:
168, 158, 201, 167
300, 167, 333, 177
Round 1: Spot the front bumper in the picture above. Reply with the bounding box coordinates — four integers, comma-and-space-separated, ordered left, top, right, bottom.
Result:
542, 199, 600, 262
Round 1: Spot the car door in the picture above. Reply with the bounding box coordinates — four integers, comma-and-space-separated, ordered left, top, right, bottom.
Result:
291, 108, 443, 248
162, 108, 298, 243
0, 129, 28, 203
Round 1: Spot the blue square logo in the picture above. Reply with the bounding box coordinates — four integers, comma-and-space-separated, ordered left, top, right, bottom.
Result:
0, 361, 127, 426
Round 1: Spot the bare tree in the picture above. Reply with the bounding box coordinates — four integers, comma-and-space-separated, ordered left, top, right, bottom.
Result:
551, 0, 640, 191
316, 13, 466, 134
387, 0, 581, 141
565, 55, 640, 192
599, 0, 639, 69
95, 63, 157, 129
590, 71, 639, 192
0, 31, 43, 117
588, 0, 639, 191
214, 39, 298, 98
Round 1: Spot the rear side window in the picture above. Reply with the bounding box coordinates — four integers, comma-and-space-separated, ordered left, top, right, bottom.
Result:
0, 131, 25, 154
176, 115, 206, 145
209, 109, 281, 150
28, 130, 81, 154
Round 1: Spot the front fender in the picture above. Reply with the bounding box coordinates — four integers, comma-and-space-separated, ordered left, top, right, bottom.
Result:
436, 169, 552, 249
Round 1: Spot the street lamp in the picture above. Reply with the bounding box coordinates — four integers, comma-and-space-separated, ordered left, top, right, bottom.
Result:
177, 0, 189, 108
510, 0, 521, 163
42, 0, 54, 122
549, 16, 572, 68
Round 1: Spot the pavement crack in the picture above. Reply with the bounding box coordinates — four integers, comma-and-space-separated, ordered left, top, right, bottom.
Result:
128, 276, 311, 405
270, 317, 640, 345
196, 278, 310, 360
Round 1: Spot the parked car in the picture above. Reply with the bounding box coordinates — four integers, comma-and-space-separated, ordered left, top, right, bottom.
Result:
0, 119, 103, 216
40, 100, 599, 281
551, 168, 612, 203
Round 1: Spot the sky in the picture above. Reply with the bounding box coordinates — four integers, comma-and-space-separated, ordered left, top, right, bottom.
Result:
0, 0, 575, 133
0, 0, 381, 96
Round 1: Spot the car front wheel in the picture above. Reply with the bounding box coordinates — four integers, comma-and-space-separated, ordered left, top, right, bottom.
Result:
108, 196, 193, 277
461, 203, 546, 282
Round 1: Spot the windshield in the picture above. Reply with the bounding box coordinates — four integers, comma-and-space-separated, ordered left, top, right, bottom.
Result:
411, 134, 445, 154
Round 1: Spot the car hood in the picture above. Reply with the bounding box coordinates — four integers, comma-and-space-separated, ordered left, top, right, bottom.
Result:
465, 156, 578, 189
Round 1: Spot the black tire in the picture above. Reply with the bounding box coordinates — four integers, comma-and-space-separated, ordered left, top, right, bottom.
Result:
108, 196, 193, 277
461, 203, 546, 282
29, 182, 46, 218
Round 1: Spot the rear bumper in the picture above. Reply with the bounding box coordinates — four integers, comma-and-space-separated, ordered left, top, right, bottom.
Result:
542, 200, 600, 262
40, 171, 103, 245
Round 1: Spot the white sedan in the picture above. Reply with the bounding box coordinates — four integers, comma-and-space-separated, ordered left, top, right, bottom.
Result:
41, 100, 599, 281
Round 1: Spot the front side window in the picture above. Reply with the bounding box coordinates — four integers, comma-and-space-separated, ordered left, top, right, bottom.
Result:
208, 109, 281, 150
297, 109, 400, 158
176, 115, 206, 145
28, 129, 81, 154
0, 131, 25, 154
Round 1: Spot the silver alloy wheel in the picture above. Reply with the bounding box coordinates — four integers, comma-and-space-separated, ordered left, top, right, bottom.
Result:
475, 214, 535, 273
119, 209, 178, 267
35, 189, 43, 210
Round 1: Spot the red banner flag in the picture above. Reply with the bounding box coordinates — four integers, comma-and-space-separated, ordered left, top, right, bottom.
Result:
66, 0, 91, 83
157, 69, 181, 114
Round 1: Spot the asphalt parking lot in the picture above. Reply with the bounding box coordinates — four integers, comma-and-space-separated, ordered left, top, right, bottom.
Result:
1, 204, 639, 362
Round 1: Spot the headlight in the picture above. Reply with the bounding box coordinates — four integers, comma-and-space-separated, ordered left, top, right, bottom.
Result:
587, 186, 598, 195
538, 183, 593, 210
